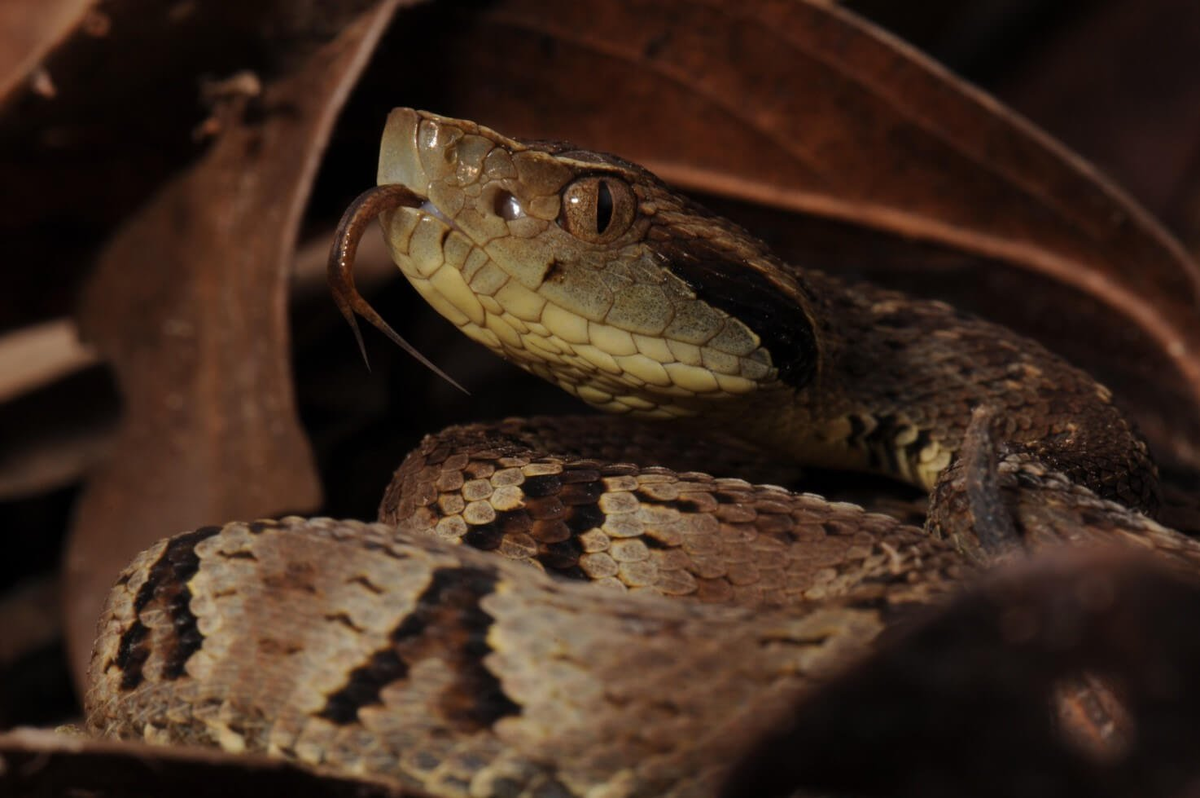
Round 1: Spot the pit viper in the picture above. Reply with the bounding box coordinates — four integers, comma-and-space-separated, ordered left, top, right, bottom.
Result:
84, 109, 1200, 798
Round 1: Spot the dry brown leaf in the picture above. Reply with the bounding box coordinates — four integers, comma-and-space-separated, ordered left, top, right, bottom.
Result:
61, 0, 409, 685
997, 0, 1200, 217
374, 0, 1200, 469
0, 230, 395, 503
0, 319, 96, 404
0, 0, 97, 104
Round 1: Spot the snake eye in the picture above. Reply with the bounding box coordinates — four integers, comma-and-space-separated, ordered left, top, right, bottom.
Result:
559, 176, 635, 243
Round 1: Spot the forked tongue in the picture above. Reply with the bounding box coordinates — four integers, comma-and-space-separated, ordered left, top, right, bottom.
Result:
327, 184, 468, 394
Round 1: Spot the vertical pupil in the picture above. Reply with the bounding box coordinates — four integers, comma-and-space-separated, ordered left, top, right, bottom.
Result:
595, 180, 614, 234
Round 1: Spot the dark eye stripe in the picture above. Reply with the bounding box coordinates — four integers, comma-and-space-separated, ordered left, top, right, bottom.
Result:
659, 239, 817, 391
596, 180, 614, 234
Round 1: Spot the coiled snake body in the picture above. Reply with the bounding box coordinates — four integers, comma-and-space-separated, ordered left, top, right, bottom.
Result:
84, 110, 1200, 797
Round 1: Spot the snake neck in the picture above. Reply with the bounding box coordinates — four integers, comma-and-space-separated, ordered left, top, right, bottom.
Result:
637, 195, 1156, 510
729, 267, 1158, 514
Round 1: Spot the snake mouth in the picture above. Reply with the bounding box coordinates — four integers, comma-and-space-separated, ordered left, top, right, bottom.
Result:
418, 200, 460, 233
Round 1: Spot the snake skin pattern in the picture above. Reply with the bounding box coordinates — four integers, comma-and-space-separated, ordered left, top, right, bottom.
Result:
84, 110, 1200, 797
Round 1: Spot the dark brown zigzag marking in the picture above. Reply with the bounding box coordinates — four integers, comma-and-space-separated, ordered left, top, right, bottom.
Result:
111, 525, 222, 690
847, 414, 934, 477
435, 465, 601, 581
317, 566, 520, 730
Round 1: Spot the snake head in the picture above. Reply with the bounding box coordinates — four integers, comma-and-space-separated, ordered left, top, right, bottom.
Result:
375, 108, 817, 418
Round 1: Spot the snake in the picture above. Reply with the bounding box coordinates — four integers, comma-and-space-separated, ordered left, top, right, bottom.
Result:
82, 109, 1200, 797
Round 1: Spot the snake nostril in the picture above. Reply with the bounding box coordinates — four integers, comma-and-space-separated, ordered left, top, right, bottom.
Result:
494, 190, 525, 221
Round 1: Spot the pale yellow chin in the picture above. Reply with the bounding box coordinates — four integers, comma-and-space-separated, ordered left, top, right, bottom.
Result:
380, 206, 773, 418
